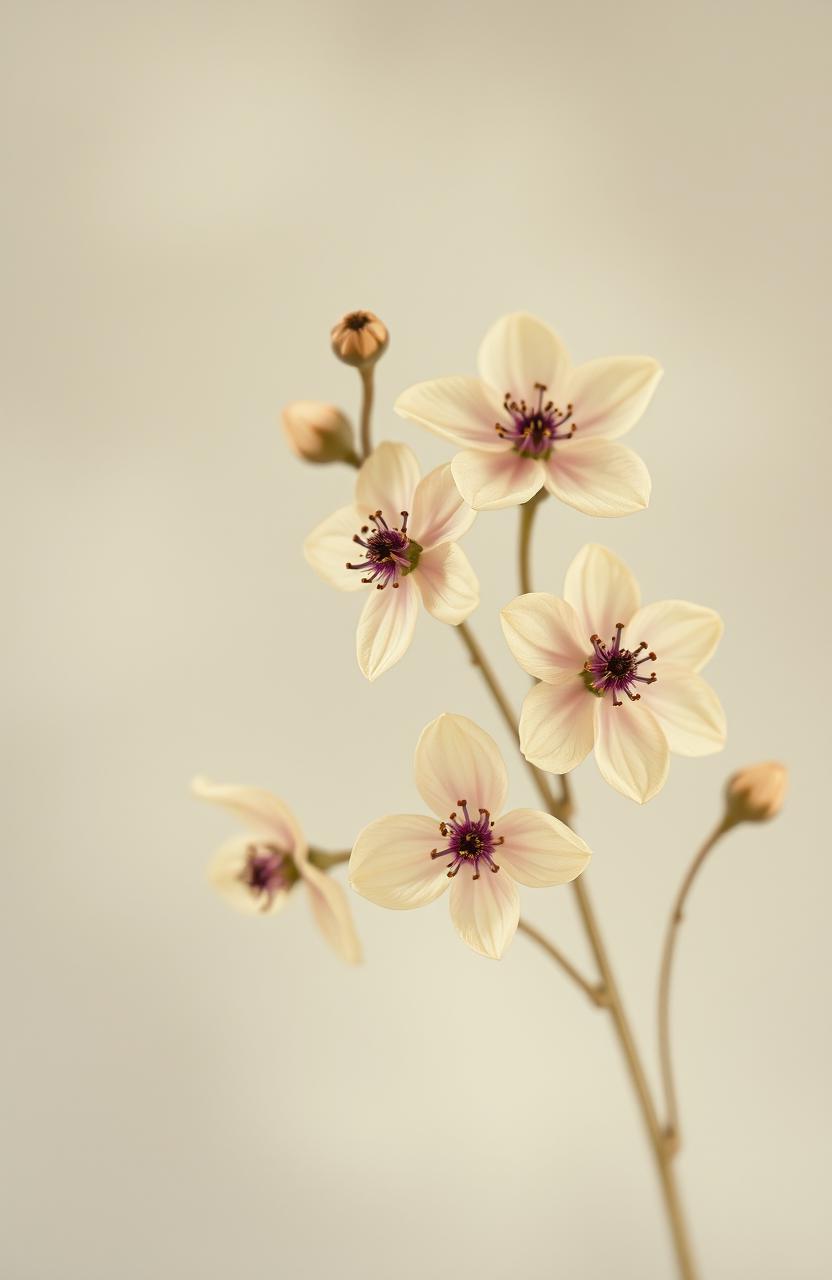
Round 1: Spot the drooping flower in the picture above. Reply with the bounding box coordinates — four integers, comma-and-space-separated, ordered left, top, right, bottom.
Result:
501, 544, 726, 804
193, 777, 361, 964
282, 400, 358, 465
349, 713, 590, 959
394, 312, 661, 513
304, 441, 479, 680
726, 762, 788, 824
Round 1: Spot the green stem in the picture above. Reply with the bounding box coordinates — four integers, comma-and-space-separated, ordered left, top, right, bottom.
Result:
518, 488, 546, 596
308, 849, 351, 870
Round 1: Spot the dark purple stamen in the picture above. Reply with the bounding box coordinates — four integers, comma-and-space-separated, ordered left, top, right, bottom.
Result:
495, 382, 576, 459
584, 623, 657, 707
345, 509, 421, 589
430, 800, 504, 880
240, 843, 294, 911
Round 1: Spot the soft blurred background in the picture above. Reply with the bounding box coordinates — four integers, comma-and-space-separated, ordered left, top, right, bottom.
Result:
2, 1, 829, 1276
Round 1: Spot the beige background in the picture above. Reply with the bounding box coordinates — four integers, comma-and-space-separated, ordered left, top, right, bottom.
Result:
3, 1, 829, 1277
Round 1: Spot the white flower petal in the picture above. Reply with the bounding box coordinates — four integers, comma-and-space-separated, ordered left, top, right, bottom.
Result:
349, 814, 451, 909
566, 356, 662, 440
477, 312, 572, 402
415, 712, 508, 820
495, 808, 591, 887
451, 449, 544, 511
518, 676, 597, 774
207, 837, 291, 916
543, 438, 651, 517
449, 865, 519, 959
409, 463, 476, 550
356, 441, 421, 518
500, 593, 587, 681
192, 778, 304, 854
302, 863, 362, 963
356, 574, 419, 681
646, 664, 726, 757
563, 544, 641, 641
627, 600, 724, 673
304, 504, 365, 592
593, 699, 670, 804
395, 377, 507, 451
416, 543, 479, 625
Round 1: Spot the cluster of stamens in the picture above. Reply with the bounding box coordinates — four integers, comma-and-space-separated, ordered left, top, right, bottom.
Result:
240, 842, 296, 911
346, 510, 420, 589
430, 801, 503, 880
495, 382, 576, 459
584, 624, 657, 707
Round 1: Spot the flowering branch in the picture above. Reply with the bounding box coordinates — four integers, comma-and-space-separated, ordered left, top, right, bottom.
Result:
197, 308, 788, 1280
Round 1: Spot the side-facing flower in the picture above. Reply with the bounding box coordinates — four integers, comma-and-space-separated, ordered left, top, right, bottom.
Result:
193, 777, 361, 964
501, 545, 726, 804
282, 400, 358, 465
349, 713, 590, 959
395, 311, 661, 514
304, 442, 479, 681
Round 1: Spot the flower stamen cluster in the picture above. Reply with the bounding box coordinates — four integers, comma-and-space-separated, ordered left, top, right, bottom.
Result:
584, 623, 657, 706
496, 382, 576, 459
430, 800, 505, 879
240, 842, 297, 910
345, 509, 422, 588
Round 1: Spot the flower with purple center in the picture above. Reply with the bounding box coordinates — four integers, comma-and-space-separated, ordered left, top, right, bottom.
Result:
193, 778, 361, 963
394, 311, 661, 513
496, 382, 576, 459
500, 544, 727, 804
349, 713, 591, 960
305, 442, 480, 680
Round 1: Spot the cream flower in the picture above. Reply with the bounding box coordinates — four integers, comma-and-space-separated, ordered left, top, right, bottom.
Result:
501, 545, 726, 804
349, 713, 590, 959
304, 441, 479, 681
193, 777, 361, 964
394, 311, 661, 514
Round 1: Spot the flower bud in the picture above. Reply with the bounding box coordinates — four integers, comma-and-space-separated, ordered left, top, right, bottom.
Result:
281, 401, 358, 465
725, 762, 788, 824
330, 310, 389, 368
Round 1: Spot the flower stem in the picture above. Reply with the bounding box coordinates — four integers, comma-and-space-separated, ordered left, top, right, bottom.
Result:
308, 849, 351, 870
455, 618, 699, 1279
359, 364, 375, 461
518, 919, 608, 1006
456, 621, 568, 822
518, 488, 546, 596
657, 815, 735, 1153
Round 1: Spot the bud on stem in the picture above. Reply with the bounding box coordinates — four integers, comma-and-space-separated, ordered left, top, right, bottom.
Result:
281, 401, 360, 466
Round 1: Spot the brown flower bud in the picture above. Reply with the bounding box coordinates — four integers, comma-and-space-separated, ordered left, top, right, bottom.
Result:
330, 310, 389, 368
281, 401, 358, 465
725, 762, 788, 824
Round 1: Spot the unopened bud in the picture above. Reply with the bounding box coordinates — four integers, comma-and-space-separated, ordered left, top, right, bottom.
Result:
725, 762, 788, 824
330, 310, 389, 368
281, 401, 358, 465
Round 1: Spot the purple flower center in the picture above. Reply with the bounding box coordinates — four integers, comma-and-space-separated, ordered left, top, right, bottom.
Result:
430, 801, 504, 880
240, 842, 296, 911
495, 382, 576, 459
346, 509, 422, 589
584, 623, 657, 707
